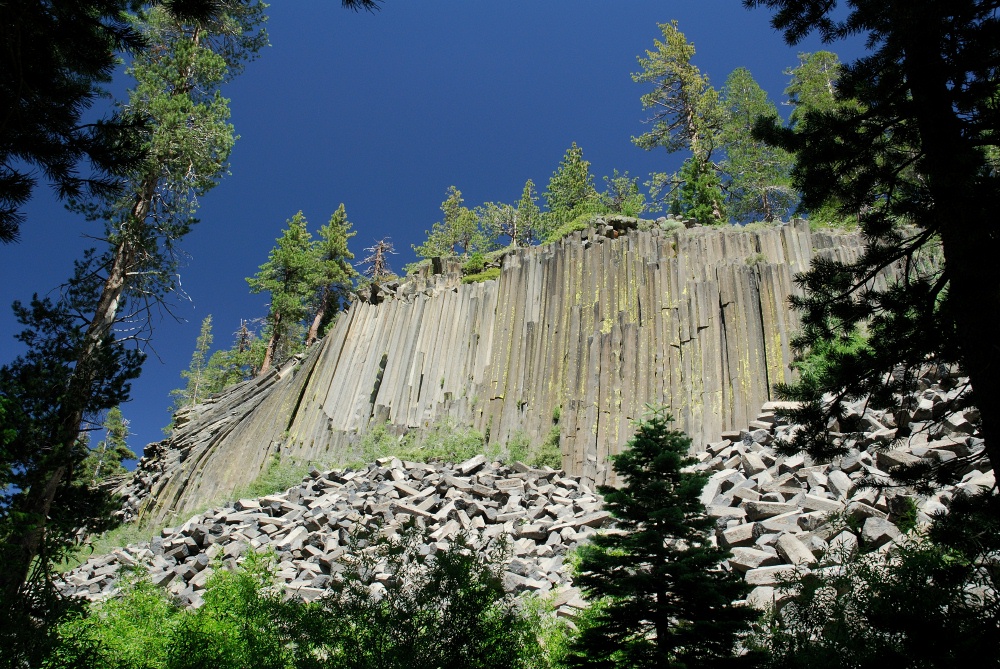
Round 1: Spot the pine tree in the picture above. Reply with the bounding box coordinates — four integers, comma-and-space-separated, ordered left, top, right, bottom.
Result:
599, 170, 646, 217
515, 178, 542, 243
306, 204, 357, 345
0, 253, 143, 652
781, 51, 857, 226
248, 212, 319, 375
632, 20, 725, 222
81, 406, 135, 485
566, 410, 757, 668
359, 238, 397, 283
544, 143, 599, 224
677, 157, 725, 225
413, 186, 487, 260
0, 1, 266, 610
165, 315, 215, 431
745, 1, 1000, 486
720, 67, 796, 222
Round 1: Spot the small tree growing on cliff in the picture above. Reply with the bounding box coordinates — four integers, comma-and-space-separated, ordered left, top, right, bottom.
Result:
566, 410, 758, 668
358, 238, 397, 283
81, 406, 135, 485
248, 212, 319, 375
306, 204, 357, 345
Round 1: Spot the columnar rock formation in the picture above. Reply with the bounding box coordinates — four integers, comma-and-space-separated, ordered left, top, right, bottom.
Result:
127, 220, 869, 526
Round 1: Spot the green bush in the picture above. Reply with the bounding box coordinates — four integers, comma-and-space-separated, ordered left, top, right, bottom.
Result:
532, 425, 563, 470
46, 553, 305, 669
543, 213, 600, 244
753, 493, 1000, 668
232, 454, 322, 501
462, 252, 486, 275
46, 532, 551, 669
461, 267, 501, 284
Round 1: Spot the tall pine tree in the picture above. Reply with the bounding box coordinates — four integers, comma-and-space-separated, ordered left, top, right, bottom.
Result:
0, 0, 266, 609
248, 212, 318, 375
567, 411, 757, 668
544, 143, 599, 224
720, 67, 796, 222
632, 21, 725, 223
306, 204, 357, 345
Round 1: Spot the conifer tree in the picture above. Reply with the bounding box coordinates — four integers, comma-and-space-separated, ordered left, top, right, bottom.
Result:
0, 254, 143, 650
167, 315, 215, 420
720, 67, 796, 222
248, 212, 319, 375
599, 170, 646, 218
359, 238, 397, 283
0, 1, 266, 609
566, 411, 757, 668
632, 21, 725, 223
515, 178, 542, 243
81, 406, 135, 485
745, 0, 1000, 484
781, 51, 856, 226
544, 143, 599, 224
306, 204, 358, 345
413, 186, 486, 260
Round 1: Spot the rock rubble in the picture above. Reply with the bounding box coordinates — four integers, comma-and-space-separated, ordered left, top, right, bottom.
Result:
64, 365, 988, 616
704, 366, 990, 607
61, 455, 605, 615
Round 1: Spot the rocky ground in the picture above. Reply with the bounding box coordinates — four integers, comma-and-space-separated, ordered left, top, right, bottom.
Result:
59, 365, 990, 615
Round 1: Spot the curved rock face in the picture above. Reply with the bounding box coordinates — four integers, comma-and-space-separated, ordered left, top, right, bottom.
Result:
129, 221, 866, 526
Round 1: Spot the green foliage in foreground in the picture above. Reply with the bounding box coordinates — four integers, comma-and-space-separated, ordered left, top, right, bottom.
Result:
45, 529, 546, 669
755, 491, 1000, 668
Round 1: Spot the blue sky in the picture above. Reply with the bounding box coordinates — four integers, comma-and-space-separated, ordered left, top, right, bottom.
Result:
0, 1, 860, 460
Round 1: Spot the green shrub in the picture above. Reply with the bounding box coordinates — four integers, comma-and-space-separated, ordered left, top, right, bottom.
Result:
462, 252, 486, 275
232, 453, 320, 500
532, 425, 563, 470
543, 212, 600, 244
504, 431, 531, 464
461, 267, 501, 284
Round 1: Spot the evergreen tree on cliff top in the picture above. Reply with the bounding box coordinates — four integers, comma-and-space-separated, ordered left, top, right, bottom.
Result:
566, 411, 758, 669
544, 143, 599, 225
306, 204, 357, 345
248, 212, 318, 376
744, 0, 1000, 489
632, 21, 726, 224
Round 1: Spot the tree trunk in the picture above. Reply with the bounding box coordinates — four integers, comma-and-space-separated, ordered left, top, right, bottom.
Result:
306, 286, 329, 346
0, 183, 150, 602
900, 10, 1000, 476
259, 310, 281, 375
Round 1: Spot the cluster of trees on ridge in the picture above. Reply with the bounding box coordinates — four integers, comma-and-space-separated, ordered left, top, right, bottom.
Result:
0, 0, 998, 667
167, 36, 849, 405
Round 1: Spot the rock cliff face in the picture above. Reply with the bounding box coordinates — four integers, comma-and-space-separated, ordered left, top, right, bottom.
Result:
128, 220, 868, 526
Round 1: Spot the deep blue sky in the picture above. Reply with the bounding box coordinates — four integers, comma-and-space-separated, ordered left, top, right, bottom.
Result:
1, 1, 860, 460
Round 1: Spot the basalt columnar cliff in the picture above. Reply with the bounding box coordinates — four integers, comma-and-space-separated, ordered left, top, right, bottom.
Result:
124, 219, 871, 527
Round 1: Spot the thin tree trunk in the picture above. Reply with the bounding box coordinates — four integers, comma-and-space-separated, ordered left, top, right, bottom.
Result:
900, 13, 1000, 477
306, 286, 329, 346
259, 310, 281, 375
0, 182, 151, 602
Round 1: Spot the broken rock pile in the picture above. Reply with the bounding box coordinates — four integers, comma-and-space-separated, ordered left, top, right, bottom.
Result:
704, 367, 990, 608
59, 455, 607, 612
